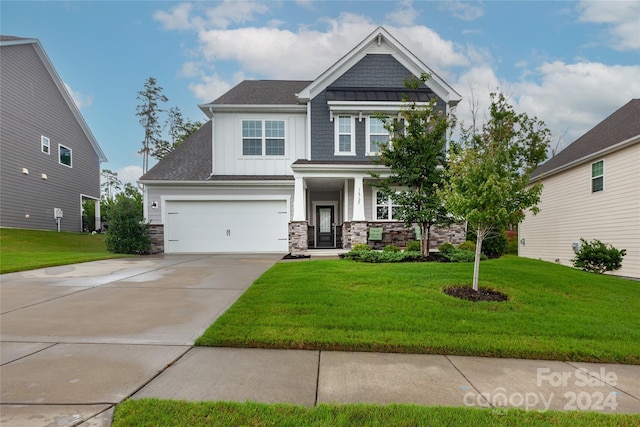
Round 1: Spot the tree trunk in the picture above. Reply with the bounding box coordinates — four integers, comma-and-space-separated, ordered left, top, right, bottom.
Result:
421, 223, 429, 257
472, 228, 484, 291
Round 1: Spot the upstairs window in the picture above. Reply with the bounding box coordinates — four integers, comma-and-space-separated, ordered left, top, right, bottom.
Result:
41, 136, 50, 154
367, 117, 390, 154
242, 120, 285, 156
335, 115, 355, 155
592, 160, 604, 192
59, 144, 72, 167
375, 191, 400, 220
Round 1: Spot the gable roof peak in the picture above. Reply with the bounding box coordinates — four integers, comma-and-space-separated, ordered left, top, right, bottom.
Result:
297, 26, 461, 106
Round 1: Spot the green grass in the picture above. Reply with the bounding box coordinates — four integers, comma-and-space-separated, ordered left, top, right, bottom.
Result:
0, 228, 128, 273
113, 400, 639, 427
196, 256, 640, 364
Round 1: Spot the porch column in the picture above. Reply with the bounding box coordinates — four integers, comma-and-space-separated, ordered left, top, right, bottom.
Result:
352, 176, 365, 221
94, 199, 101, 231
292, 176, 306, 221
343, 179, 349, 222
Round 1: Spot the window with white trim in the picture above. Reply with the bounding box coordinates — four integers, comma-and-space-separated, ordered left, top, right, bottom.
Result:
59, 144, 72, 167
41, 136, 50, 154
375, 191, 400, 220
591, 160, 604, 192
367, 117, 389, 154
242, 120, 285, 156
335, 115, 355, 155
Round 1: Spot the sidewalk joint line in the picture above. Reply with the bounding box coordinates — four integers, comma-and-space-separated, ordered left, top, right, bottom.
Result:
444, 355, 493, 408
314, 350, 321, 406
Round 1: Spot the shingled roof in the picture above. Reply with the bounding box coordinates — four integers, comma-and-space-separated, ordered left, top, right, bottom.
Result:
210, 80, 312, 105
140, 121, 212, 181
532, 99, 640, 180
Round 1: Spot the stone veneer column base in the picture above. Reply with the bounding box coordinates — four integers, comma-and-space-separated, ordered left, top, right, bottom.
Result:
288, 221, 308, 255
349, 222, 368, 247
148, 224, 165, 254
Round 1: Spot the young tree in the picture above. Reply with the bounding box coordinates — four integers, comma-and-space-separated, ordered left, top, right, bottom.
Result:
440, 93, 550, 290
372, 74, 455, 256
136, 77, 168, 173
100, 169, 122, 200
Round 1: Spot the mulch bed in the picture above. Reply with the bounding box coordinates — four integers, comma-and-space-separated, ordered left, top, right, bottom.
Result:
444, 285, 509, 302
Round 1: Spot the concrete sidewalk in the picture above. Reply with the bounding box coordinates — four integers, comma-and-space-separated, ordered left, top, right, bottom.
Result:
133, 347, 640, 413
1, 255, 639, 426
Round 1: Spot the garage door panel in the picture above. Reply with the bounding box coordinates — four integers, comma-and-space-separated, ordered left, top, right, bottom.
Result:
165, 200, 288, 253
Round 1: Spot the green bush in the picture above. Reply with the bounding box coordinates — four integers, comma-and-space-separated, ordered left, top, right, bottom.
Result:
383, 244, 401, 252
438, 242, 455, 254
457, 241, 476, 252
572, 238, 626, 274
406, 240, 421, 252
466, 230, 508, 258
104, 193, 149, 254
444, 249, 485, 263
351, 243, 372, 252
506, 237, 519, 255
342, 250, 423, 263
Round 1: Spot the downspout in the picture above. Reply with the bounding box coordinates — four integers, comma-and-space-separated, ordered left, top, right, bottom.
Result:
209, 108, 215, 177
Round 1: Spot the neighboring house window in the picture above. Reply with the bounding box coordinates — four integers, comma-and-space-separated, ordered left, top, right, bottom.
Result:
592, 160, 604, 192
375, 191, 400, 220
242, 120, 285, 156
335, 115, 355, 155
59, 144, 72, 167
367, 117, 389, 154
41, 136, 50, 154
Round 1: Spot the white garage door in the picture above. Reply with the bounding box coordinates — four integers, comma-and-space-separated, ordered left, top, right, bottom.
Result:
165, 200, 289, 253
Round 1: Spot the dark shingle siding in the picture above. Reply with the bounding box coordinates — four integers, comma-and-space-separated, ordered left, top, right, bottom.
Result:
211, 80, 311, 105
140, 121, 212, 181
532, 99, 640, 179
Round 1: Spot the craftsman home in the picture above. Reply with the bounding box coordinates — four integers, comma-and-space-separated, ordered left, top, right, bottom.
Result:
519, 99, 640, 278
140, 27, 465, 254
0, 36, 107, 232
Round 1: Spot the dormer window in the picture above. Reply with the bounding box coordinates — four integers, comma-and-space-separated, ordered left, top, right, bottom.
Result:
334, 115, 355, 155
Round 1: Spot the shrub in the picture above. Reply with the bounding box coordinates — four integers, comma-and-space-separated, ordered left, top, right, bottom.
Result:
383, 244, 401, 252
506, 237, 519, 255
341, 250, 422, 263
444, 249, 487, 263
438, 242, 455, 254
572, 238, 626, 274
104, 193, 150, 254
406, 240, 421, 252
457, 241, 476, 252
466, 229, 508, 258
351, 243, 372, 252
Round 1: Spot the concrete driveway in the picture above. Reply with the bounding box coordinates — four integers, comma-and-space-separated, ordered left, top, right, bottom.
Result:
0, 254, 281, 427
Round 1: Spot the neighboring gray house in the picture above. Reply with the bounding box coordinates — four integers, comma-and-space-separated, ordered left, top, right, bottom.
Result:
0, 36, 107, 232
140, 27, 464, 254
520, 99, 640, 278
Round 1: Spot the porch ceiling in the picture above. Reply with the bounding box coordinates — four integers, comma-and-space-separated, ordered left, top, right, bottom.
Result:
305, 178, 345, 191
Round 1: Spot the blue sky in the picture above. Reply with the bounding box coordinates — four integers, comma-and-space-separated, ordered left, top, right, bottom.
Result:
2, 1, 639, 185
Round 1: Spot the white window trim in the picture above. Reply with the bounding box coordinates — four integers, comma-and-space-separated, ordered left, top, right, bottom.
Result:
591, 159, 604, 193
334, 115, 356, 156
373, 189, 400, 221
58, 144, 72, 168
241, 119, 286, 157
366, 116, 390, 156
41, 135, 50, 154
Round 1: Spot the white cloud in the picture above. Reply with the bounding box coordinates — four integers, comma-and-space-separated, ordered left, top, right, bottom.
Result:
64, 83, 94, 109
188, 73, 235, 102
577, 1, 640, 50
438, 1, 485, 21
386, 0, 419, 26
116, 165, 144, 187
154, 1, 270, 31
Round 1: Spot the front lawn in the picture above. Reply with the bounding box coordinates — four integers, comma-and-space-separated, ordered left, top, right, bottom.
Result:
197, 256, 640, 364
113, 400, 639, 427
0, 228, 127, 274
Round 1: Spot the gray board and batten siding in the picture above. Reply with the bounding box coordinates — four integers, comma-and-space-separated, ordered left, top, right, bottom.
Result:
310, 54, 445, 161
0, 38, 105, 232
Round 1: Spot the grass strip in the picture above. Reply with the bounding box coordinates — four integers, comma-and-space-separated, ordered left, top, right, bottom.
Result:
113, 400, 640, 427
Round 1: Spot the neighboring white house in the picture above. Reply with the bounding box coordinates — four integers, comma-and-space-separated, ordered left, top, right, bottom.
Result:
519, 99, 640, 279
139, 27, 466, 254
